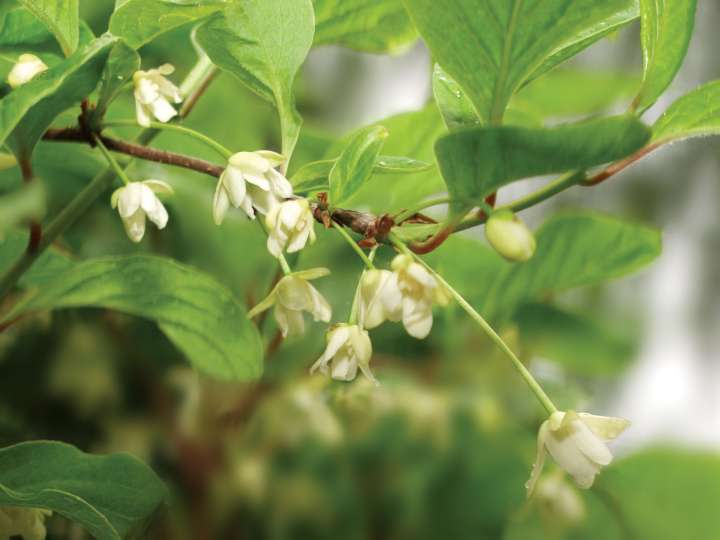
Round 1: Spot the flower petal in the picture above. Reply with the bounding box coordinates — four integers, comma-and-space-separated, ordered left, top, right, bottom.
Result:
122, 209, 147, 243
222, 167, 247, 208
525, 419, 550, 497
578, 413, 631, 441
117, 184, 142, 218
212, 181, 230, 225
402, 296, 433, 339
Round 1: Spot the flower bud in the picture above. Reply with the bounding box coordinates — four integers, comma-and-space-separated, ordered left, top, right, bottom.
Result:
485, 210, 536, 262
7, 54, 48, 88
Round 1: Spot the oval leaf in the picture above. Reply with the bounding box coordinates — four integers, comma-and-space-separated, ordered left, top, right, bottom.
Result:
633, 0, 698, 112
652, 80, 720, 143
435, 115, 651, 210
0, 441, 166, 540
3, 255, 264, 381
313, 0, 417, 53
329, 124, 388, 204
19, 0, 79, 57
403, 0, 638, 124
195, 0, 315, 160
108, 0, 224, 49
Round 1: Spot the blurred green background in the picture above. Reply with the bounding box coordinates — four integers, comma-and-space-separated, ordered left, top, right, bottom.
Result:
1, 1, 719, 539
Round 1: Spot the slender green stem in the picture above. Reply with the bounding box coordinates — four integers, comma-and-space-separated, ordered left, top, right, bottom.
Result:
455, 171, 585, 233
93, 135, 132, 185
332, 222, 375, 270
348, 273, 363, 325
390, 233, 558, 415
395, 196, 452, 223
104, 119, 232, 160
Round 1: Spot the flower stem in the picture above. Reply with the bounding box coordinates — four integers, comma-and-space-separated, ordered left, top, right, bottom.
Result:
395, 196, 452, 223
93, 135, 132, 185
390, 233, 558, 415
255, 218, 292, 275
331, 222, 375, 270
104, 119, 232, 160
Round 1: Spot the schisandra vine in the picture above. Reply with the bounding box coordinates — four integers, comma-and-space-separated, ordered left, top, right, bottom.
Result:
0, 57, 639, 497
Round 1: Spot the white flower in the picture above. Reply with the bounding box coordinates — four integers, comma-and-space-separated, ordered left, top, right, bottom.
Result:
265, 198, 315, 258
133, 64, 182, 127
390, 254, 450, 339
0, 506, 52, 540
213, 151, 292, 224
358, 269, 402, 329
311, 324, 376, 384
111, 180, 173, 243
485, 210, 536, 262
526, 410, 631, 496
247, 268, 332, 338
7, 54, 48, 88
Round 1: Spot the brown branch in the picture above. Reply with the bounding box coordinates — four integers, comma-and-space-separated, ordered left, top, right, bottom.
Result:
583, 142, 661, 186
43, 128, 224, 177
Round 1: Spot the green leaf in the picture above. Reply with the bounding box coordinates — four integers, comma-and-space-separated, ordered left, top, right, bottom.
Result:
108, 0, 224, 49
633, 0, 698, 112
513, 69, 641, 119
293, 154, 430, 195
0, 231, 75, 287
3, 255, 264, 380
89, 40, 140, 127
432, 64, 480, 130
402, 0, 638, 124
0, 34, 116, 158
322, 106, 447, 212
196, 0, 315, 161
652, 80, 720, 143
435, 116, 650, 210
514, 303, 636, 376
19, 0, 79, 57
329, 125, 388, 204
0, 440, 166, 540
429, 212, 661, 321
313, 0, 416, 53
597, 449, 720, 540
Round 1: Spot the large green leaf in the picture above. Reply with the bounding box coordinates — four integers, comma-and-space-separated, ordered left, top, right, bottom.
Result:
633, 0, 697, 112
428, 212, 661, 321
434, 116, 650, 210
514, 302, 636, 376
108, 0, 224, 49
196, 0, 315, 161
0, 184, 45, 233
2, 255, 264, 380
652, 80, 720, 143
0, 441, 166, 540
0, 231, 74, 286
313, 0, 416, 53
329, 124, 388, 204
596, 449, 720, 540
0, 34, 116, 158
19, 0, 79, 57
402, 0, 638, 124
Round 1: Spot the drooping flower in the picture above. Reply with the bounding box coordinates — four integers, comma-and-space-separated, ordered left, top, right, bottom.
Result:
311, 324, 376, 384
0, 506, 52, 540
485, 209, 536, 262
213, 151, 292, 224
265, 198, 315, 258
111, 180, 173, 242
390, 254, 450, 339
358, 269, 402, 329
247, 268, 331, 338
7, 54, 48, 88
133, 64, 182, 127
526, 410, 631, 496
